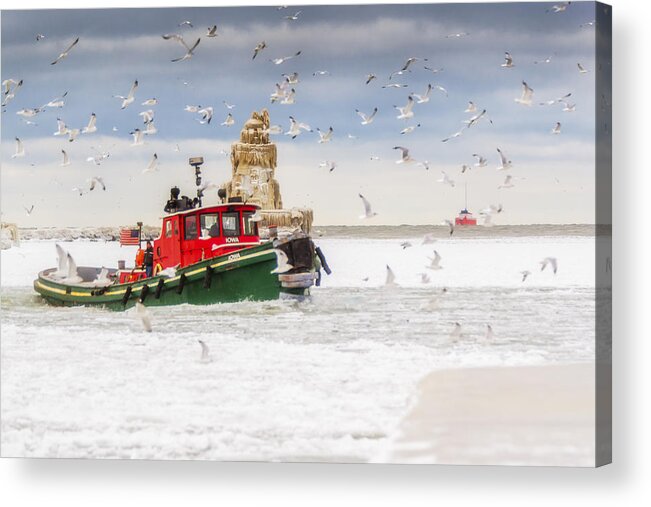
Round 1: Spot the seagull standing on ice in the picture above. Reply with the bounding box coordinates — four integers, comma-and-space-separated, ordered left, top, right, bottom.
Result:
50, 37, 80, 65
114, 80, 138, 109
359, 194, 378, 219
135, 301, 152, 332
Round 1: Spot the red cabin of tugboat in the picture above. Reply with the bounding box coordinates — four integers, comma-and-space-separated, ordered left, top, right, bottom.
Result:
152, 203, 261, 274
455, 208, 477, 226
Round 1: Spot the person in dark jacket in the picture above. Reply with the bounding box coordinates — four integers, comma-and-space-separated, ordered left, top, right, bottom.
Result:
144, 241, 154, 277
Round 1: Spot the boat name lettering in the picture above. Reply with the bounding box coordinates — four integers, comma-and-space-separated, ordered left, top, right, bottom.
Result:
227, 253, 241, 261
226, 237, 240, 243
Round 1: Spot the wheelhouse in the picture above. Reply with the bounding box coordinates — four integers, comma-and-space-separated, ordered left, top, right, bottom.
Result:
153, 203, 261, 273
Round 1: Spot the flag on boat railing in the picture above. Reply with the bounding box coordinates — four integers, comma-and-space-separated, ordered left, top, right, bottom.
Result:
119, 228, 140, 246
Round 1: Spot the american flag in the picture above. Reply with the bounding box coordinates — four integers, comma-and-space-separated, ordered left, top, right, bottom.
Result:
119, 228, 140, 246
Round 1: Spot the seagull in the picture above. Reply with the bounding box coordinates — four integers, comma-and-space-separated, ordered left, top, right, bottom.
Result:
130, 128, 144, 146
424, 66, 444, 74
88, 176, 106, 191
223, 101, 236, 110
197, 106, 214, 124
252, 41, 266, 60
12, 137, 25, 158
285, 116, 312, 138
400, 241, 413, 249
72, 186, 86, 196
514, 80, 534, 106
63, 252, 83, 284
540, 257, 558, 274
521, 270, 531, 282
283, 10, 302, 21
486, 324, 495, 341
449, 322, 462, 341
426, 250, 443, 270
114, 80, 138, 109
143, 153, 158, 173
24, 205, 34, 216
416, 161, 430, 171
158, 265, 179, 278
270, 51, 301, 65
282, 72, 300, 84
473, 154, 488, 167
382, 83, 408, 89
413, 84, 432, 104
54, 118, 68, 135
442, 219, 455, 236
422, 233, 437, 245
198, 340, 211, 362
318, 160, 337, 172
496, 148, 512, 171
206, 25, 218, 37
61, 149, 70, 166
445, 32, 469, 38
135, 301, 152, 332
87, 146, 110, 165
178, 20, 193, 27
141, 98, 158, 106
465, 101, 477, 113
365, 74, 377, 84
51, 37, 80, 65
420, 273, 431, 284
548, 2, 571, 13
501, 51, 514, 68
498, 175, 514, 189
464, 109, 491, 128
139, 109, 155, 124
393, 146, 415, 164
53, 244, 69, 278
561, 101, 576, 112
45, 91, 68, 108
394, 95, 415, 120
551, 122, 562, 134
280, 88, 296, 105
317, 127, 334, 143
359, 193, 378, 219
82, 113, 97, 134
36, 33, 46, 41
184, 104, 201, 113
580, 20, 596, 28
271, 249, 294, 274
1, 78, 23, 107
356, 107, 378, 125
16, 107, 43, 118
534, 56, 553, 64
437, 171, 455, 187
400, 124, 421, 135
461, 164, 470, 174
313, 70, 330, 77
577, 62, 589, 74
480, 203, 503, 216
441, 127, 466, 143
539, 92, 572, 106
385, 265, 398, 287
162, 34, 201, 62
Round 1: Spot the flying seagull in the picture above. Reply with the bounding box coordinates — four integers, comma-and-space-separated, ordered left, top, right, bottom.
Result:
496, 148, 512, 171
514, 80, 534, 106
551, 122, 562, 134
88, 176, 106, 191
220, 112, 234, 126
51, 37, 80, 65
356, 107, 378, 125
283, 10, 302, 21
252, 41, 266, 60
24, 205, 34, 216
45, 91, 68, 108
114, 80, 138, 109
385, 265, 398, 287
426, 250, 443, 270
366, 74, 377, 84
141, 98, 158, 106
270, 51, 301, 65
442, 219, 455, 236
359, 193, 378, 219
206, 25, 218, 37
61, 149, 70, 166
271, 249, 294, 274
393, 146, 415, 164
540, 257, 558, 274
285, 116, 312, 138
413, 84, 432, 104
143, 153, 158, 173
501, 51, 514, 68
437, 171, 455, 187
317, 127, 334, 143
394, 95, 415, 120
473, 154, 488, 167
521, 270, 531, 282
12, 137, 25, 158
162, 34, 201, 62
82, 113, 97, 134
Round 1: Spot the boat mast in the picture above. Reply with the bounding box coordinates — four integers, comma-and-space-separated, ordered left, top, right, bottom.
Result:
465, 182, 468, 211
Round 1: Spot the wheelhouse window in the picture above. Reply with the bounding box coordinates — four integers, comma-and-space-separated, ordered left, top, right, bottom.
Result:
243, 211, 259, 236
200, 213, 220, 238
221, 212, 240, 237
165, 219, 173, 238
184, 215, 198, 240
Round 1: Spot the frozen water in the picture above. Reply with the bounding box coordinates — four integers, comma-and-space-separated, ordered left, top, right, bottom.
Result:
0, 233, 598, 461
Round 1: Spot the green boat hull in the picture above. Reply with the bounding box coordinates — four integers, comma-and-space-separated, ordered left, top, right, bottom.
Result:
34, 242, 311, 311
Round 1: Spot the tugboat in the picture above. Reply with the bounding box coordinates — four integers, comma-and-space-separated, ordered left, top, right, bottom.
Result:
33, 110, 329, 310
454, 183, 477, 226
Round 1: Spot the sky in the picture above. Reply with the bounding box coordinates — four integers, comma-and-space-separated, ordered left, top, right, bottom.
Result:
1, 1, 606, 227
